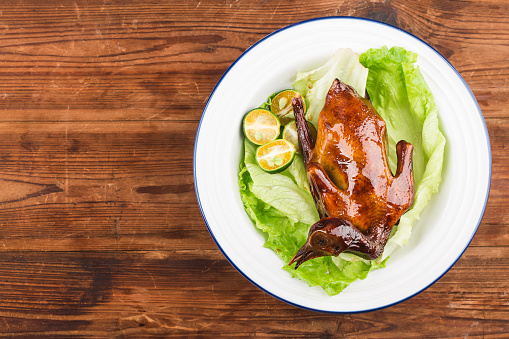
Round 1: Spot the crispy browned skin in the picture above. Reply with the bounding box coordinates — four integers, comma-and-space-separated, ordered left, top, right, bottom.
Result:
289, 79, 415, 268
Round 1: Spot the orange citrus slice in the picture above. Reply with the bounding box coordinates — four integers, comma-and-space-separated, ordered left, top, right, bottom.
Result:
255, 139, 296, 173
243, 108, 281, 146
270, 90, 306, 125
281, 120, 317, 154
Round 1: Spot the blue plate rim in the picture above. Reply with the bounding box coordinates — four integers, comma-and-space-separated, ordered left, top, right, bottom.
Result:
193, 16, 492, 314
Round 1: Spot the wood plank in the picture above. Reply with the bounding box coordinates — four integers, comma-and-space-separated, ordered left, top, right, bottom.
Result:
0, 0, 507, 336
0, 0, 505, 121
0, 250, 505, 336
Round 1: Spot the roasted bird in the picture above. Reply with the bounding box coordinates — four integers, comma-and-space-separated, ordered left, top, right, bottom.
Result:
289, 79, 415, 268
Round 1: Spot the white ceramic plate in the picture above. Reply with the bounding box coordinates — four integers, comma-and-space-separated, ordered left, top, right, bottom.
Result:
194, 17, 491, 313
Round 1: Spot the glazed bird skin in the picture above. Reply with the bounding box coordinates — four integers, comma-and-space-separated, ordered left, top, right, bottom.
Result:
290, 79, 415, 268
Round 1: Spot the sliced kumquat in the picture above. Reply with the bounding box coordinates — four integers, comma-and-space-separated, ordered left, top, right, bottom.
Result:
243, 108, 281, 146
270, 90, 306, 125
281, 120, 317, 154
255, 139, 296, 173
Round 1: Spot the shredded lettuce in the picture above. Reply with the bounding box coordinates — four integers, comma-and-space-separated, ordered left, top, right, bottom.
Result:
238, 46, 445, 295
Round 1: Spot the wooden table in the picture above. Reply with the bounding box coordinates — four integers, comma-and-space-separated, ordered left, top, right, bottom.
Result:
0, 0, 506, 336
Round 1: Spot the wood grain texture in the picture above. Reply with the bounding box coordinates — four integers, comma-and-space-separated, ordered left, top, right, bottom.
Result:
0, 0, 507, 337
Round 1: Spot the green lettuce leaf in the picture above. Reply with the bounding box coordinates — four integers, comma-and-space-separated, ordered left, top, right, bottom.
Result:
359, 46, 446, 256
243, 140, 318, 226
293, 48, 369, 127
